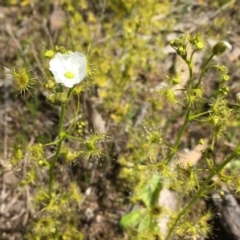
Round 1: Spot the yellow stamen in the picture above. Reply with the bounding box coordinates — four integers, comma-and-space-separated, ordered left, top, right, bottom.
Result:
64, 71, 75, 79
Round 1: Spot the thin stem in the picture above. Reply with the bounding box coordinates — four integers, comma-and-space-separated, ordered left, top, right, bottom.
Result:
66, 134, 82, 141
43, 139, 61, 147
166, 103, 191, 162
188, 49, 197, 88
165, 49, 199, 162
48, 104, 66, 197
48, 88, 74, 198
58, 104, 66, 136
65, 93, 80, 133
188, 61, 193, 89
196, 54, 214, 88
189, 111, 211, 120
165, 148, 240, 240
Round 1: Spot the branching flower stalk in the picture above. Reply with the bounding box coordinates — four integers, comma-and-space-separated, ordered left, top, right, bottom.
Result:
166, 143, 240, 239
8, 44, 91, 239
165, 39, 232, 164
47, 51, 87, 198
161, 37, 234, 238
165, 48, 200, 163
126, 37, 234, 239
164, 36, 199, 163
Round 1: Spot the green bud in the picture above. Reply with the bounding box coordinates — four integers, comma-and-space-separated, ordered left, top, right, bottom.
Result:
171, 38, 182, 48
46, 94, 55, 105
217, 65, 228, 75
44, 50, 55, 58
177, 47, 187, 59
43, 78, 56, 90
47, 93, 69, 106
219, 85, 229, 96
236, 93, 240, 103
196, 41, 204, 50
212, 41, 232, 55
222, 75, 229, 81
56, 93, 68, 105
190, 33, 205, 50
170, 40, 175, 47
54, 45, 67, 54
56, 92, 69, 105
38, 160, 44, 166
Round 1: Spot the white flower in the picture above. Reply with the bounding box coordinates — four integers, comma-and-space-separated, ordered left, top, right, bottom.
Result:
49, 52, 87, 88
223, 41, 232, 50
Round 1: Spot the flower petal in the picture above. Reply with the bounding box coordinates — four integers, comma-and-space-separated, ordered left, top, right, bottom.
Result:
49, 51, 87, 88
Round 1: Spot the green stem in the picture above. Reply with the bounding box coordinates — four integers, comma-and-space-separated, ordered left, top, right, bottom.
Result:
43, 139, 61, 147
48, 104, 66, 197
66, 134, 82, 141
166, 50, 199, 162
165, 149, 240, 240
188, 61, 193, 89
166, 103, 191, 162
48, 88, 74, 198
65, 94, 80, 133
188, 49, 197, 89
196, 54, 214, 88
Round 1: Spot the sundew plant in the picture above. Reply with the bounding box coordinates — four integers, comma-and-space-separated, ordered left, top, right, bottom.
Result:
7, 34, 240, 240
8, 47, 100, 239
2, 0, 240, 240
119, 35, 240, 239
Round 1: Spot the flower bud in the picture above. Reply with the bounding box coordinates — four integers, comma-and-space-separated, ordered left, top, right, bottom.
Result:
56, 93, 69, 105
46, 94, 55, 105
216, 64, 228, 75
43, 78, 57, 90
219, 85, 229, 96
190, 33, 205, 50
76, 121, 85, 134
236, 93, 240, 103
54, 45, 67, 54
212, 41, 232, 55
47, 93, 69, 106
222, 75, 229, 81
196, 41, 204, 50
44, 50, 55, 59
170, 40, 175, 47
177, 47, 187, 59
38, 160, 44, 166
